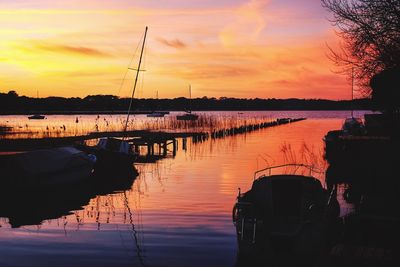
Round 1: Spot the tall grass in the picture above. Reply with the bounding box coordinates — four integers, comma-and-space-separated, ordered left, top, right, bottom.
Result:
1, 113, 275, 139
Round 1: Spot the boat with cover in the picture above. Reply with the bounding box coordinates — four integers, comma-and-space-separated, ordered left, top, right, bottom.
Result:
92, 137, 138, 176
232, 164, 341, 264
0, 146, 96, 187
0, 161, 134, 228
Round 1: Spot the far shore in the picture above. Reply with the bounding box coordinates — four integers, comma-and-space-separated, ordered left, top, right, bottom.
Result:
0, 108, 374, 116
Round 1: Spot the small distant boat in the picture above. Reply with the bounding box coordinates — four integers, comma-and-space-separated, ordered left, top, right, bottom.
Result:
28, 114, 45, 120
233, 164, 341, 262
0, 147, 96, 187
341, 67, 365, 136
177, 84, 198, 121
147, 111, 169, 118
176, 112, 199, 121
28, 90, 46, 120
147, 91, 168, 117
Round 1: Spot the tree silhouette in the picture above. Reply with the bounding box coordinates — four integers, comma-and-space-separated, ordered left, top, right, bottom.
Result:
322, 0, 400, 96
370, 67, 400, 112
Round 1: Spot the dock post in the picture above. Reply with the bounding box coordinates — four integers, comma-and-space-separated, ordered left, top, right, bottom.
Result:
147, 143, 154, 155
173, 139, 177, 156
163, 141, 167, 156
183, 138, 187, 151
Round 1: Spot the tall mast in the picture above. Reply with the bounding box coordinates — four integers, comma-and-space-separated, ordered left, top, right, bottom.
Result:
123, 26, 148, 134
351, 66, 354, 118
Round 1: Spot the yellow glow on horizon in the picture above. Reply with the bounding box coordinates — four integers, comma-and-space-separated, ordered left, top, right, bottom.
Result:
0, 1, 349, 99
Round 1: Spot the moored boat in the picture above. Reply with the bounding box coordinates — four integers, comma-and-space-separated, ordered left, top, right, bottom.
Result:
92, 137, 138, 176
0, 146, 96, 187
342, 117, 365, 135
233, 164, 341, 264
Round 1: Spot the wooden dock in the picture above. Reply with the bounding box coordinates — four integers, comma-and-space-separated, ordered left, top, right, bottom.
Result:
0, 118, 306, 162
209, 118, 305, 140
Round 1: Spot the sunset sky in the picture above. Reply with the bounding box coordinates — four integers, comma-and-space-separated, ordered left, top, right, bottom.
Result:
0, 0, 351, 99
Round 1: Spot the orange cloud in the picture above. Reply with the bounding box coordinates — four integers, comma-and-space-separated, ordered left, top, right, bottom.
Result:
156, 38, 187, 49
36, 43, 112, 57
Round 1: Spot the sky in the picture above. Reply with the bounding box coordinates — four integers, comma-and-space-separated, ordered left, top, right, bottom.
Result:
0, 0, 351, 99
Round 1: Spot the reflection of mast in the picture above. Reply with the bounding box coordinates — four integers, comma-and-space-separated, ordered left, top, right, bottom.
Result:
123, 26, 148, 134
123, 191, 146, 267
188, 84, 192, 113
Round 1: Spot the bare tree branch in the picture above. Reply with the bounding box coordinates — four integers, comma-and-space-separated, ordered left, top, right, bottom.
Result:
322, 0, 400, 96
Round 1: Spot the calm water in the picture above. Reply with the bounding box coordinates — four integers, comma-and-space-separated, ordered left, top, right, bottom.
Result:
0, 111, 371, 267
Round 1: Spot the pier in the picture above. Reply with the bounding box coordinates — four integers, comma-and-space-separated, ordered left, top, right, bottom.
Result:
0, 118, 306, 162
209, 117, 305, 140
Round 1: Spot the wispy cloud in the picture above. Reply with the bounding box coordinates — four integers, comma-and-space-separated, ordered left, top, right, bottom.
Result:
219, 0, 269, 47
35, 43, 111, 57
156, 38, 187, 49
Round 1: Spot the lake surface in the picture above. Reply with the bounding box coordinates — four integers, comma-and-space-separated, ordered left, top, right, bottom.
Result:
0, 111, 371, 267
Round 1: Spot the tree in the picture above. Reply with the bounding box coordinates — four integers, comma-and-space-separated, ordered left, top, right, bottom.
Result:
370, 67, 400, 112
322, 0, 400, 96
7, 90, 18, 98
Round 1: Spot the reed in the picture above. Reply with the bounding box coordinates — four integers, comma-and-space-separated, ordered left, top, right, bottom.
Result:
280, 142, 327, 181
0, 113, 275, 139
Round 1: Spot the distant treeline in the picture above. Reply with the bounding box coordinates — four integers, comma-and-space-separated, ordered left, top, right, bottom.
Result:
0, 91, 373, 114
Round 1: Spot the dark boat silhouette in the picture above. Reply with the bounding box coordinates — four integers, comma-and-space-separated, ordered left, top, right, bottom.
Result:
233, 164, 341, 264
147, 111, 167, 117
28, 114, 45, 120
177, 85, 198, 121
85, 28, 149, 175
0, 162, 137, 228
0, 146, 96, 187
0, 146, 138, 228
176, 111, 199, 121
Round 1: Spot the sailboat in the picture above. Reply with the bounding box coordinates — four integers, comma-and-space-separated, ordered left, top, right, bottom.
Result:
176, 84, 199, 121
147, 91, 168, 117
28, 90, 46, 120
341, 67, 365, 135
93, 27, 149, 175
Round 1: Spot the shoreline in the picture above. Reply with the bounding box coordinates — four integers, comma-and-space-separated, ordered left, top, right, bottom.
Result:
0, 108, 374, 116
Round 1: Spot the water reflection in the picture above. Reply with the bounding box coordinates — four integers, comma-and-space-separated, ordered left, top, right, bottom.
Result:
0, 110, 370, 139
0, 112, 374, 267
0, 167, 137, 228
